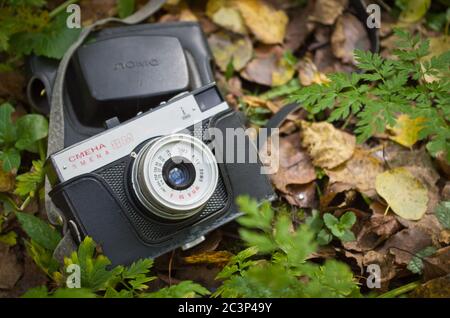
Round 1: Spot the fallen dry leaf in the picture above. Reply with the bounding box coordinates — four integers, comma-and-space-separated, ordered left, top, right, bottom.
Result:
234, 0, 288, 44
369, 202, 403, 238
284, 2, 316, 51
387, 115, 426, 148
375, 168, 429, 221
260, 133, 316, 193
80, 0, 117, 25
0, 71, 25, 102
379, 227, 433, 266
310, 0, 348, 25
241, 95, 279, 113
423, 246, 450, 281
183, 251, 233, 266
283, 182, 316, 208
325, 147, 384, 197
241, 46, 295, 86
0, 165, 15, 192
208, 32, 253, 72
362, 250, 397, 291
300, 121, 356, 169
0, 243, 22, 290
297, 56, 330, 86
410, 275, 450, 298
206, 0, 248, 34
331, 13, 371, 65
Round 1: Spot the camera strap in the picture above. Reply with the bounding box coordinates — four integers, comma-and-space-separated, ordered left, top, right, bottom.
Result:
46, 0, 167, 262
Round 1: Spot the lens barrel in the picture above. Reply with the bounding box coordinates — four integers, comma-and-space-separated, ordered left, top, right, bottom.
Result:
131, 134, 219, 220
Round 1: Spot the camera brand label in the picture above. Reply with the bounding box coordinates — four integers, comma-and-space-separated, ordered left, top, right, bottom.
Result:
51, 95, 229, 182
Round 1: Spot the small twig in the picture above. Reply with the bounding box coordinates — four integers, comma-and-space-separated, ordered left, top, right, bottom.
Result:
168, 250, 175, 286
49, 0, 79, 19
377, 281, 421, 298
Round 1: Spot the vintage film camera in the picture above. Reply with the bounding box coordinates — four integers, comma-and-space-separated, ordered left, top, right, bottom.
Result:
28, 22, 274, 265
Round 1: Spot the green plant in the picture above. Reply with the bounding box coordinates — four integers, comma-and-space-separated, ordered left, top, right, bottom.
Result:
213, 197, 361, 298
0, 0, 82, 61
16, 211, 209, 298
407, 246, 437, 274
434, 201, 450, 229
305, 210, 356, 245
0, 103, 48, 172
291, 29, 450, 162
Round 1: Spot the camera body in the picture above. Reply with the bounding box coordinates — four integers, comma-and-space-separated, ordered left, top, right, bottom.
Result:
46, 84, 275, 266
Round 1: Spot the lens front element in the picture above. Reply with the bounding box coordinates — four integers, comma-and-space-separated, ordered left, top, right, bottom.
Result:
132, 134, 219, 220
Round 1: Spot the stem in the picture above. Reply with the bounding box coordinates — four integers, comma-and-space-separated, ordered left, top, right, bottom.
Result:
49, 0, 79, 19
38, 139, 46, 161
377, 281, 421, 298
20, 195, 32, 211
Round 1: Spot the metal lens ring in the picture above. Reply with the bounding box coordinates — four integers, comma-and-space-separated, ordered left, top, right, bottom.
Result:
132, 134, 219, 220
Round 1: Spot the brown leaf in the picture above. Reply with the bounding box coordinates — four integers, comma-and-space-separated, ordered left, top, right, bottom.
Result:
206, 0, 248, 34
284, 2, 316, 51
362, 250, 397, 291
423, 246, 450, 281
234, 0, 289, 44
310, 0, 348, 25
208, 32, 253, 72
325, 147, 384, 197
0, 243, 22, 290
261, 133, 316, 193
300, 121, 356, 169
0, 71, 25, 102
283, 182, 316, 208
80, 0, 117, 25
8, 254, 48, 297
314, 45, 356, 74
369, 202, 403, 238
378, 227, 433, 266
331, 13, 371, 65
410, 275, 450, 298
241, 45, 295, 87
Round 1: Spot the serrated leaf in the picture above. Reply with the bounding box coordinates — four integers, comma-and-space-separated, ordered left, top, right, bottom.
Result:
16, 211, 61, 251
0, 148, 20, 172
143, 281, 210, 298
14, 160, 45, 198
123, 259, 153, 279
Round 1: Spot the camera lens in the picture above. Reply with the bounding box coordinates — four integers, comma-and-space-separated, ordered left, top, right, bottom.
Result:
162, 157, 196, 190
131, 134, 218, 220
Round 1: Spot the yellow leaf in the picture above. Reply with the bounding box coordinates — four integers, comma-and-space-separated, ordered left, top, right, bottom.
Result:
422, 36, 450, 83
208, 32, 253, 72
375, 168, 429, 221
300, 121, 356, 169
272, 58, 296, 86
399, 0, 431, 24
388, 115, 426, 148
183, 251, 233, 265
326, 147, 384, 197
298, 57, 330, 86
233, 0, 288, 44
206, 0, 247, 34
0, 164, 15, 192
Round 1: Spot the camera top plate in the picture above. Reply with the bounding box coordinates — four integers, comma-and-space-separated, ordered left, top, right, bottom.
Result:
47, 84, 228, 184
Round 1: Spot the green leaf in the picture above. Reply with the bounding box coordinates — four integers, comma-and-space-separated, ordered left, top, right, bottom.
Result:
0, 231, 17, 246
0, 148, 20, 172
21, 286, 97, 298
0, 103, 17, 145
15, 114, 48, 152
117, 0, 135, 18
339, 212, 356, 229
407, 246, 437, 274
317, 229, 332, 245
434, 201, 450, 229
21, 286, 49, 298
323, 213, 339, 230
65, 236, 115, 291
16, 211, 61, 251
143, 281, 210, 298
340, 230, 356, 242
11, 11, 81, 59
14, 160, 45, 198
